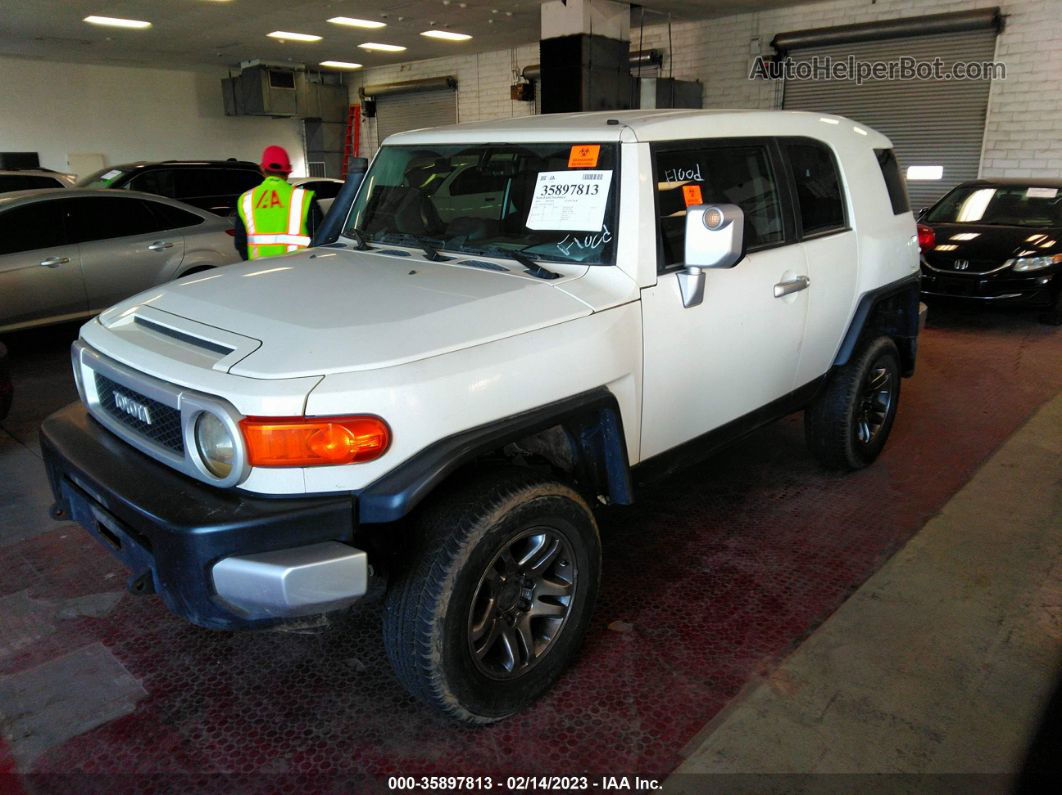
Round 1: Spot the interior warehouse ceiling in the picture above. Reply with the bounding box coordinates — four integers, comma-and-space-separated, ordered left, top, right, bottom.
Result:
1, 0, 807, 71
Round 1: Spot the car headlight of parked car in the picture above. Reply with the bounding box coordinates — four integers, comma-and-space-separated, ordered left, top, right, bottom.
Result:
195, 412, 236, 477
1007, 253, 1062, 272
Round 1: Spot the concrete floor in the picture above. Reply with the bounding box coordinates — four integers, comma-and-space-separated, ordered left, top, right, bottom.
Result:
669, 395, 1062, 792
0, 303, 1060, 788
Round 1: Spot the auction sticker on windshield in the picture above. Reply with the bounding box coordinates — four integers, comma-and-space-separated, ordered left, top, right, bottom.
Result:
526, 170, 613, 232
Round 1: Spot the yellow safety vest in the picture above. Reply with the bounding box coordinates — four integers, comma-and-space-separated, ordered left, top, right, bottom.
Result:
237, 177, 313, 260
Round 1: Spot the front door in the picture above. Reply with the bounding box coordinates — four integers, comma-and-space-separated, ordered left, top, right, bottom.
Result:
639, 140, 809, 460
0, 198, 86, 331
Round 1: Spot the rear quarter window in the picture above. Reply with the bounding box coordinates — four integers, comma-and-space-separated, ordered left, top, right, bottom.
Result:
875, 148, 910, 215
784, 141, 846, 236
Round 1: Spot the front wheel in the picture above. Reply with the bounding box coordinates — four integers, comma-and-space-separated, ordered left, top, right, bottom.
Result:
805, 336, 901, 470
383, 468, 601, 723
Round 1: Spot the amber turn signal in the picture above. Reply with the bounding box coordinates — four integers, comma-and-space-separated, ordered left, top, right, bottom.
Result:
240, 416, 390, 467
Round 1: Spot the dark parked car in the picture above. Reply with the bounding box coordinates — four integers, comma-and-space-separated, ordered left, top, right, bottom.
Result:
918, 179, 1062, 324
78, 160, 261, 216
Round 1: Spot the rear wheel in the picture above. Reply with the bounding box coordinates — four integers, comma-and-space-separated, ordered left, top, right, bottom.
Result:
383, 468, 600, 724
805, 336, 901, 470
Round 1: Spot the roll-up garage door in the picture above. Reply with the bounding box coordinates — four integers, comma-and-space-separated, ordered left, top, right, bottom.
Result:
376, 88, 457, 143
783, 29, 997, 209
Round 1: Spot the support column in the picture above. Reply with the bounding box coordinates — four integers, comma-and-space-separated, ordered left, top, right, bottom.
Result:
539, 0, 632, 114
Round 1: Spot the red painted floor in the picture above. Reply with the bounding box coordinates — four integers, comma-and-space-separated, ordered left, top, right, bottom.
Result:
0, 304, 1060, 789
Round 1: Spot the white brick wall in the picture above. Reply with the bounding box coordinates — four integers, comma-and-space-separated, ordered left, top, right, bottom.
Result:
349, 0, 1061, 180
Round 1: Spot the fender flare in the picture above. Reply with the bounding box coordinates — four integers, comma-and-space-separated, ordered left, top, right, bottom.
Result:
356, 387, 633, 524
834, 272, 922, 376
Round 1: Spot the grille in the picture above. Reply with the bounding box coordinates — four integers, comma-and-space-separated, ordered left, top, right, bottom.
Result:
95, 373, 184, 453
925, 254, 1003, 275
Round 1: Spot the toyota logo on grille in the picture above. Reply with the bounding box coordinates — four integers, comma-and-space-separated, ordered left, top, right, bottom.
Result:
954, 259, 970, 270
114, 392, 153, 424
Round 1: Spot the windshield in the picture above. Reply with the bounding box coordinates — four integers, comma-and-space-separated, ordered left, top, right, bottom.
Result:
926, 185, 1062, 228
343, 142, 619, 264
78, 167, 131, 188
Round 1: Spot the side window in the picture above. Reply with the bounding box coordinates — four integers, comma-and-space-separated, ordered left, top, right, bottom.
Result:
145, 200, 205, 230
174, 170, 215, 199
874, 148, 910, 215
0, 174, 64, 192
654, 143, 784, 268
68, 197, 169, 242
448, 167, 508, 196
0, 201, 67, 254
784, 141, 846, 236
225, 169, 262, 195
304, 180, 341, 199
127, 169, 177, 198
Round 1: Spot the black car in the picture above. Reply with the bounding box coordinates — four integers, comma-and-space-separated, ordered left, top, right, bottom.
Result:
78, 160, 261, 216
918, 179, 1062, 324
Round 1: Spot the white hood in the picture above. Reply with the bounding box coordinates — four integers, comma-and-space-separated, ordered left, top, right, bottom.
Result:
100, 249, 597, 378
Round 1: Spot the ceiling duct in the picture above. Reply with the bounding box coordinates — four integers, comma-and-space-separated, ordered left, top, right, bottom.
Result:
359, 77, 457, 98
223, 65, 347, 121
521, 49, 661, 81
772, 8, 1002, 53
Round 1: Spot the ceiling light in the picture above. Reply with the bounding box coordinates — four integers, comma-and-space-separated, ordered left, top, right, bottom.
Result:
421, 30, 472, 41
358, 42, 407, 52
83, 15, 152, 29
320, 61, 363, 70
267, 31, 322, 42
328, 17, 386, 29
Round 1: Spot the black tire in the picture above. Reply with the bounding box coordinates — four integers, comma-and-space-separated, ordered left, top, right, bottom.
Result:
383, 467, 601, 724
805, 336, 901, 471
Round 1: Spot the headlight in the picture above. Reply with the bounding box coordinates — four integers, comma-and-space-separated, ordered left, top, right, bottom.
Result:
1007, 253, 1062, 272
195, 412, 236, 478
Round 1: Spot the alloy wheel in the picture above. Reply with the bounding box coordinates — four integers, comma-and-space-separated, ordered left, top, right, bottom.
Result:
467, 528, 577, 679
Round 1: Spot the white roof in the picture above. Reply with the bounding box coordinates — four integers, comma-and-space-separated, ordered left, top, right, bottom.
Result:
386, 109, 892, 149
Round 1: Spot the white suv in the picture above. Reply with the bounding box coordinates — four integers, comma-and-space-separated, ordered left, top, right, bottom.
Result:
41, 110, 922, 723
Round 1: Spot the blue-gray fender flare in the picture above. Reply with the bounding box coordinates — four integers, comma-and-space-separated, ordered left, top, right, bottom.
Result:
356, 387, 633, 524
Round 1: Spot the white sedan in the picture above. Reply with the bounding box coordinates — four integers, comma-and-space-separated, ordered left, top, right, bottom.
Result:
288, 176, 344, 213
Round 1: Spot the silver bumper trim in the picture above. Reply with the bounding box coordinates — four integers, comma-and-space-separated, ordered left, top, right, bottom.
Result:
921, 290, 1025, 301
212, 542, 369, 618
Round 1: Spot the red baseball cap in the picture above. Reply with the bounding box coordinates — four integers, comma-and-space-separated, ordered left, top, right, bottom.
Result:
260, 145, 292, 175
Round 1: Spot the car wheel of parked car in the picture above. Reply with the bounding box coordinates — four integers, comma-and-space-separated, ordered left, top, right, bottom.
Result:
382, 467, 601, 724
805, 336, 901, 471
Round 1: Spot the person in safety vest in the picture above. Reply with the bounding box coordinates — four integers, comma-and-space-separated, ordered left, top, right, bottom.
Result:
233, 146, 323, 260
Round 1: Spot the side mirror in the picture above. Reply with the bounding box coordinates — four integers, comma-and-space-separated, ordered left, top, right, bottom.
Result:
677, 204, 745, 308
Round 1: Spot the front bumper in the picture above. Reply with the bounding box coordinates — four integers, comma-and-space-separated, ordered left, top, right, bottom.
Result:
920, 268, 1058, 305
41, 402, 366, 630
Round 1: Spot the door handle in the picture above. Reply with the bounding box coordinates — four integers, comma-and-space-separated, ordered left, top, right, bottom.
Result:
147, 241, 174, 251
39, 256, 70, 268
774, 274, 811, 298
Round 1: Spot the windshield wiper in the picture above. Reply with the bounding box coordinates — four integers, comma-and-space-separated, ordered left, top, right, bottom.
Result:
379, 232, 449, 261
478, 248, 561, 280
348, 228, 371, 251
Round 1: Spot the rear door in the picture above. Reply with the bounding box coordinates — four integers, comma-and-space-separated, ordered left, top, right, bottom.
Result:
0, 199, 85, 330
781, 139, 860, 386
70, 196, 186, 311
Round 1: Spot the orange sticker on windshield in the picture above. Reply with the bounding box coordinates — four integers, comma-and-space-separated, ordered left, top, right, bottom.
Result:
682, 185, 703, 207
568, 145, 600, 168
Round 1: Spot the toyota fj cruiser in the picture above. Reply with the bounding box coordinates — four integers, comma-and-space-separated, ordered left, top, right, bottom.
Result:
41, 110, 922, 723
